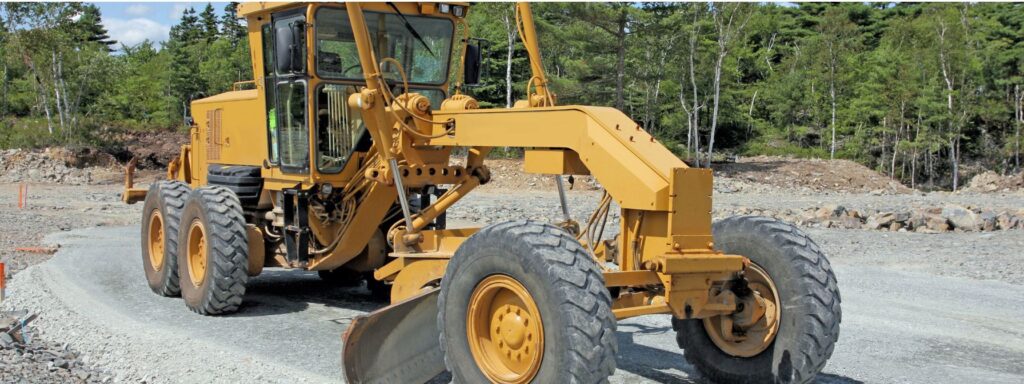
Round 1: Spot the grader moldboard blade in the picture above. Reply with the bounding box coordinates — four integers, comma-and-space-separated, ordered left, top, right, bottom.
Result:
342, 288, 446, 384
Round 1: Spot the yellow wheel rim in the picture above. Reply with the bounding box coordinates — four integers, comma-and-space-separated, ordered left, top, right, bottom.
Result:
186, 220, 208, 287
467, 275, 544, 384
147, 210, 165, 271
703, 262, 781, 357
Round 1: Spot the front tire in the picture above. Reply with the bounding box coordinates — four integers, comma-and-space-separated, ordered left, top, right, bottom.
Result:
177, 186, 250, 315
140, 180, 190, 296
438, 221, 617, 384
674, 216, 841, 383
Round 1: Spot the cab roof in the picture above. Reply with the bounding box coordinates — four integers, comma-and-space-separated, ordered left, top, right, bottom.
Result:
237, 2, 471, 18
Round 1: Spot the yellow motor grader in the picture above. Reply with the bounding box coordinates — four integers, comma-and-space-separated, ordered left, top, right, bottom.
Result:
123, 2, 840, 383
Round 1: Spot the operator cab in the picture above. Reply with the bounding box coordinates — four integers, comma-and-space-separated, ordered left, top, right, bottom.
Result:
248, 3, 466, 179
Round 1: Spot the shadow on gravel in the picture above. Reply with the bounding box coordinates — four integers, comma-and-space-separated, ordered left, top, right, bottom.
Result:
615, 323, 863, 384
207, 270, 865, 384
224, 269, 386, 318
815, 374, 865, 384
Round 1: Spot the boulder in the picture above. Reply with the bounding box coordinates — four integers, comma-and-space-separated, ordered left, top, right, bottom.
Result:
926, 215, 951, 232
892, 211, 911, 223
838, 215, 863, 229
997, 211, 1020, 230
979, 211, 998, 231
941, 205, 979, 231
907, 211, 928, 230
866, 212, 897, 229
815, 204, 847, 219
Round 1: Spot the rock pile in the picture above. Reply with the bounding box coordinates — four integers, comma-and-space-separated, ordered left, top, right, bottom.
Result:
720, 204, 1024, 233
0, 148, 116, 185
963, 171, 1024, 193
1, 310, 109, 383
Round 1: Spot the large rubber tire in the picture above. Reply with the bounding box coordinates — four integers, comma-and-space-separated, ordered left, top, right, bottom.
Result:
674, 216, 841, 384
177, 186, 250, 315
438, 220, 617, 383
140, 180, 190, 296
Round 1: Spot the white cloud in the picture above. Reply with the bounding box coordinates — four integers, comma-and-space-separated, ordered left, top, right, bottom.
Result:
125, 5, 151, 17
103, 17, 171, 47
169, 3, 191, 21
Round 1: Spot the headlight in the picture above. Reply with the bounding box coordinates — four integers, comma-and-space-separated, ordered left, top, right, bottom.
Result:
439, 4, 450, 14
320, 183, 333, 196
452, 5, 465, 18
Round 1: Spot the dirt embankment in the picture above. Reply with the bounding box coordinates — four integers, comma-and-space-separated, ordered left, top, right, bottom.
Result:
0, 131, 186, 185
475, 159, 600, 191
106, 130, 189, 170
475, 155, 916, 195
713, 155, 913, 194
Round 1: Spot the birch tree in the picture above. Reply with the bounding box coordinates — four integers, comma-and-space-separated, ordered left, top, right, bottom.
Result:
706, 2, 751, 165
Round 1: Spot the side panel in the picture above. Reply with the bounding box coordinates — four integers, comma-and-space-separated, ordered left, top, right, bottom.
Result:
190, 90, 266, 186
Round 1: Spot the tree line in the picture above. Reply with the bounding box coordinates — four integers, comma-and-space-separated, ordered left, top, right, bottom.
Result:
468, 2, 1024, 190
2, 3, 1022, 190
0, 2, 250, 149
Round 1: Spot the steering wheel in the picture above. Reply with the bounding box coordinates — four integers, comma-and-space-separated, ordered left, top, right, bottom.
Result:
343, 63, 363, 76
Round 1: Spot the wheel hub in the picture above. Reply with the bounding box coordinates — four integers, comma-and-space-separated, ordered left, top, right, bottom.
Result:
186, 220, 208, 287
147, 210, 165, 271
703, 262, 781, 357
467, 275, 544, 384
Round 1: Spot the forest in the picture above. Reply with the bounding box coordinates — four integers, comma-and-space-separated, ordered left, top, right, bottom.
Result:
1, 2, 1022, 190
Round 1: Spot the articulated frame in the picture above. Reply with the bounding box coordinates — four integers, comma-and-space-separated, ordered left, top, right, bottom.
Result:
344, 2, 751, 322
122, 2, 756, 323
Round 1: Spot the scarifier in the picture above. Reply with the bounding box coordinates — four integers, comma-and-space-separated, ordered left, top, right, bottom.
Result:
123, 2, 841, 383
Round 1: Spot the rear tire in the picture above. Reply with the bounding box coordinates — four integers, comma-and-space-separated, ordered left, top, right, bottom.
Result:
674, 216, 841, 384
177, 186, 250, 315
140, 180, 190, 296
438, 220, 617, 384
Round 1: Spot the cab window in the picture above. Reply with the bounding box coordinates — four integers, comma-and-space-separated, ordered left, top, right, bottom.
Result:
262, 23, 279, 164
315, 84, 364, 173
276, 81, 309, 171
315, 7, 454, 85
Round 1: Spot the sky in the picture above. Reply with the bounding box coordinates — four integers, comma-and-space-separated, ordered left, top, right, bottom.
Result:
95, 2, 230, 47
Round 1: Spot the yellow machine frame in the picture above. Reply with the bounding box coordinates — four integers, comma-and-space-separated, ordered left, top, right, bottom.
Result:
125, 1, 754, 324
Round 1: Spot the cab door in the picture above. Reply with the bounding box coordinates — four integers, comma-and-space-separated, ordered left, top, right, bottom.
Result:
264, 10, 310, 175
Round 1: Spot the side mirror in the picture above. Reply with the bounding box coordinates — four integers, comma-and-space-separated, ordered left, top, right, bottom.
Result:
275, 21, 305, 73
463, 42, 482, 86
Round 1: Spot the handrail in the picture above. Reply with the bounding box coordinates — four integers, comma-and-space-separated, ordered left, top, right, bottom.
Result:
232, 80, 256, 91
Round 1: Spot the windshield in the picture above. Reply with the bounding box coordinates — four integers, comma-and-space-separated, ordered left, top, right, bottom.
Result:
316, 8, 454, 85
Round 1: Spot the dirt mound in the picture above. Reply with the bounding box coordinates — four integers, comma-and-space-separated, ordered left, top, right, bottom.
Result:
107, 130, 188, 170
714, 156, 913, 194
0, 148, 118, 185
479, 159, 600, 191
0, 130, 187, 185
963, 171, 1024, 193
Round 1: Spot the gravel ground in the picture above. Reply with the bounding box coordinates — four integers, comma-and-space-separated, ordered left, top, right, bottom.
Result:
3, 225, 1022, 384
1, 178, 1022, 383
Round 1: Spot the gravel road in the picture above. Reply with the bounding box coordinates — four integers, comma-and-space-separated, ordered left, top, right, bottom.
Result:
3, 221, 1022, 383
2, 180, 1023, 383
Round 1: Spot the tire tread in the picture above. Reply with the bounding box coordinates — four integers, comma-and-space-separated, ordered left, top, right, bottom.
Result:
181, 186, 249, 315
678, 215, 841, 384
438, 220, 617, 383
